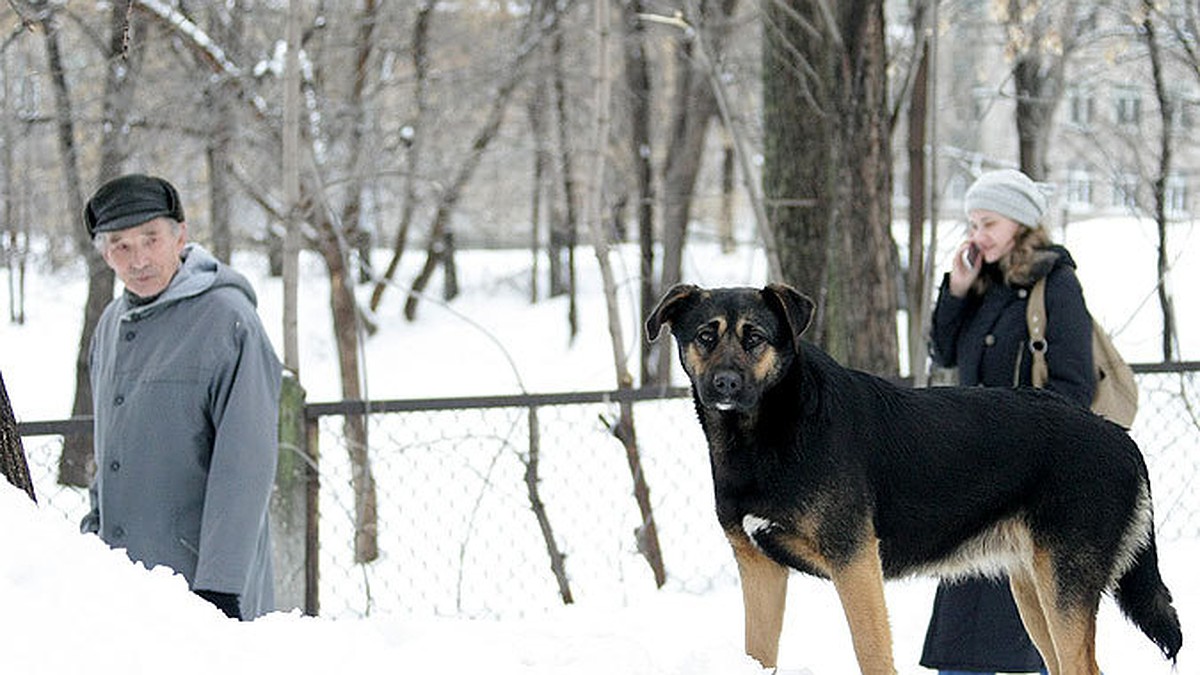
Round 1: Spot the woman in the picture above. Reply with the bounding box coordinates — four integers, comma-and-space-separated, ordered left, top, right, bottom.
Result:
920, 169, 1096, 674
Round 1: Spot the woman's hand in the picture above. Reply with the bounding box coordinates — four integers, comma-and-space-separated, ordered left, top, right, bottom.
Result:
948, 241, 981, 298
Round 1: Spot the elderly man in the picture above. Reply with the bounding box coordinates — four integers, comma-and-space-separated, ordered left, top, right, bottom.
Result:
80, 174, 281, 620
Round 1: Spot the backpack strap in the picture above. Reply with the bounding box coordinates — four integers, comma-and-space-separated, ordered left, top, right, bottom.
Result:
1026, 277, 1049, 388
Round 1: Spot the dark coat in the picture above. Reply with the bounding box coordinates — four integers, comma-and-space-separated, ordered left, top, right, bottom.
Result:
921, 245, 1095, 671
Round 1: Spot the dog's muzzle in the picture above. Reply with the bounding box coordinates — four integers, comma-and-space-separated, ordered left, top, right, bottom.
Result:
705, 368, 747, 411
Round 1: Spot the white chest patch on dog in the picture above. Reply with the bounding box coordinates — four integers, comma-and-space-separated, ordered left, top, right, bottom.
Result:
742, 514, 777, 547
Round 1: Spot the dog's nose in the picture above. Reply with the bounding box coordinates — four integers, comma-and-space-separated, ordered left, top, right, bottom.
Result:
712, 370, 743, 397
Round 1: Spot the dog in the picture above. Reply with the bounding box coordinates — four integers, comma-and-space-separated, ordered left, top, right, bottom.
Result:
646, 283, 1182, 675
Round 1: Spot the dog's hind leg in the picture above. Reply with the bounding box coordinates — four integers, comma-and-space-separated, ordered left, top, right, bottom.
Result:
1029, 549, 1101, 675
1009, 567, 1060, 675
730, 533, 789, 668
829, 536, 896, 675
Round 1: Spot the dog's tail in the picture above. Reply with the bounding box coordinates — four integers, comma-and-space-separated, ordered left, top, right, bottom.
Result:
1114, 530, 1182, 662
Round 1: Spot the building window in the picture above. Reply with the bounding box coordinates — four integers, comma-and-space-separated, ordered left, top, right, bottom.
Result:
1171, 98, 1194, 131
1166, 174, 1188, 216
972, 87, 991, 121
1067, 169, 1093, 211
1112, 173, 1138, 211
1115, 86, 1141, 126
1068, 88, 1094, 128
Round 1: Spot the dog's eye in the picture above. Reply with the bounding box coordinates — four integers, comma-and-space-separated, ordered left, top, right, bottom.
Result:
696, 327, 718, 349
742, 328, 767, 350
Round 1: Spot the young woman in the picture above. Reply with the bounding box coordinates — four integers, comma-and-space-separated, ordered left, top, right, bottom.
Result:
920, 169, 1096, 675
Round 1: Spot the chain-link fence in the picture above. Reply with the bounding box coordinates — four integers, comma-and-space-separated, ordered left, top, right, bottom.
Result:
18, 366, 1200, 621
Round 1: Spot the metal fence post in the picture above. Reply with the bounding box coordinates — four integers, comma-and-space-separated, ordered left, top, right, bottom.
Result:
304, 409, 321, 616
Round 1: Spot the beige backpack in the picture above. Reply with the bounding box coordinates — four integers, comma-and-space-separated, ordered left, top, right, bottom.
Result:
1026, 278, 1139, 428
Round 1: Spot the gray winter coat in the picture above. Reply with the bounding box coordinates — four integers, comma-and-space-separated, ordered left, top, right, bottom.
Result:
82, 243, 281, 619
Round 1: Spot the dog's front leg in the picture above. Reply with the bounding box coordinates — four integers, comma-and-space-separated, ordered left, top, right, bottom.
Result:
729, 533, 789, 668
829, 536, 896, 675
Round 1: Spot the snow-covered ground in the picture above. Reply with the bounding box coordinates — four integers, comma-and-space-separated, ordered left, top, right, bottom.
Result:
3, 217, 1198, 674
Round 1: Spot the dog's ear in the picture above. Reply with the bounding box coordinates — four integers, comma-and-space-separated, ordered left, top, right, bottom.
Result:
646, 284, 700, 342
762, 284, 814, 351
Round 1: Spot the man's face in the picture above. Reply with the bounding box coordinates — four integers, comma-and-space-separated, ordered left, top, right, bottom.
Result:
100, 217, 187, 298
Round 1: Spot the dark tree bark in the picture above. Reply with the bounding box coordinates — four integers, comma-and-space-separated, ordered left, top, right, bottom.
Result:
369, 1, 431, 314
764, 0, 898, 374
204, 2, 244, 264
46, 2, 144, 486
619, 0, 656, 384
906, 2, 930, 381
0, 370, 36, 503
549, 27, 579, 342
1143, 3, 1178, 361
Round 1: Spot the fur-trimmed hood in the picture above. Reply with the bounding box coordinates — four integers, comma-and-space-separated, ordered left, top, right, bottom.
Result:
1002, 244, 1076, 287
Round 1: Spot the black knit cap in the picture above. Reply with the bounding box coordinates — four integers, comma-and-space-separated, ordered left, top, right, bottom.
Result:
84, 174, 185, 237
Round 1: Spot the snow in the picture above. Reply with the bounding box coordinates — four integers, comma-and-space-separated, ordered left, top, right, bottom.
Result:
3, 217, 1199, 674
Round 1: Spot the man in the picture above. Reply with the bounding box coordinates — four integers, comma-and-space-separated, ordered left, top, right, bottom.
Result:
79, 174, 281, 620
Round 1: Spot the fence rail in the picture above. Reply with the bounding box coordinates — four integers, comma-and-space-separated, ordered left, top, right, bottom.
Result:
17, 363, 1200, 620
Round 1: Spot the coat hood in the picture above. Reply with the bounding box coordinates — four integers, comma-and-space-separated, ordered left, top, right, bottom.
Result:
1003, 243, 1076, 287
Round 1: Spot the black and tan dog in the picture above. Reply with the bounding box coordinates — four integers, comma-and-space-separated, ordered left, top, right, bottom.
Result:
646, 283, 1182, 675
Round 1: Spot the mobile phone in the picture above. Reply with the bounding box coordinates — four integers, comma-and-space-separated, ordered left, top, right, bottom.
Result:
962, 243, 980, 269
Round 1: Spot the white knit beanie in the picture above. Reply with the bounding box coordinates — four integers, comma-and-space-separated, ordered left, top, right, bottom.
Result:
963, 169, 1049, 227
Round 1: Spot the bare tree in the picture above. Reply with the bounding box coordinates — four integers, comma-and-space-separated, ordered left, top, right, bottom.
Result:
41, 1, 146, 487
550, 25, 580, 335
402, 10, 561, 321
1000, 0, 1092, 179
618, 0, 656, 382
204, 2, 244, 264
904, 0, 933, 384
369, 2, 431, 315
1141, 1, 1179, 361
2, 49, 28, 327
585, 0, 666, 588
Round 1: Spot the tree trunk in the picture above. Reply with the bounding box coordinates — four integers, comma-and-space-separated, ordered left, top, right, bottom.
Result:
3, 52, 28, 327
651, 0, 737, 383
346, 0, 379, 285
1004, 0, 1075, 180
763, 0, 831, 336
204, 3, 243, 264
527, 36, 549, 304
523, 407, 573, 604
618, 0, 656, 384
45, 4, 144, 487
586, 0, 666, 588
281, 0, 302, 373
906, 6, 930, 383
315, 225, 378, 563
550, 28, 579, 344
0, 370, 36, 503
1143, 4, 1178, 361
765, 0, 897, 374
369, 1, 431, 314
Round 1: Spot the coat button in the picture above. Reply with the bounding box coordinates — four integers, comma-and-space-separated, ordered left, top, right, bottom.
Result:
124, 330, 136, 341
112, 526, 125, 539
1018, 288, 1028, 298
109, 460, 120, 472
114, 395, 125, 406
984, 334, 996, 347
